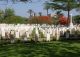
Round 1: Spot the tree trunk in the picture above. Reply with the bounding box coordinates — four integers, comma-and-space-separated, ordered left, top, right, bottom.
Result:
47, 9, 49, 16
34, 13, 36, 17
68, 9, 70, 25
30, 12, 31, 18
67, 0, 70, 26
39, 12, 42, 16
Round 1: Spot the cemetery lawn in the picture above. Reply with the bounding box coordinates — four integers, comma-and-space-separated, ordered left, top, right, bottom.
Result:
0, 40, 80, 57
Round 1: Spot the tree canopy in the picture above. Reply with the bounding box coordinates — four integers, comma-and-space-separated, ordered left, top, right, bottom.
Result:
44, 1, 51, 16
4, 8, 15, 17
3, 16, 26, 24
46, 0, 80, 23
0, 8, 27, 24
73, 15, 80, 24
0, 0, 36, 3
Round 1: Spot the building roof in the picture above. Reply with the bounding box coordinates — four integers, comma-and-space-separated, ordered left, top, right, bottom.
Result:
30, 16, 52, 24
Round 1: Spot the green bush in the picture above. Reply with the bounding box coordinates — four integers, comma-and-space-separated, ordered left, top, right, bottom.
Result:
2, 16, 26, 24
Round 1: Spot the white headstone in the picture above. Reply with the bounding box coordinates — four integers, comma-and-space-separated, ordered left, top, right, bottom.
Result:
46, 33, 50, 41
15, 30, 20, 39
1, 28, 5, 38
56, 28, 60, 40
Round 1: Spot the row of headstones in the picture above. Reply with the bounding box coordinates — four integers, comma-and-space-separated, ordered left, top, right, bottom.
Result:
38, 27, 63, 41
0, 24, 34, 41
0, 24, 80, 42
36, 25, 80, 41
0, 25, 61, 42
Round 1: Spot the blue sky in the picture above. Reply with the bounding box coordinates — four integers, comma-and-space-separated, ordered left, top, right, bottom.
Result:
0, 0, 80, 18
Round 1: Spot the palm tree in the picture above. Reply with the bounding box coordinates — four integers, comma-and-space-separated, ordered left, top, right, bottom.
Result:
38, 12, 42, 16
33, 12, 36, 17
27, 9, 34, 18
44, 1, 50, 16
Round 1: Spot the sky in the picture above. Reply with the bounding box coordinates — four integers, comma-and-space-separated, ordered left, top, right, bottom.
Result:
0, 0, 80, 18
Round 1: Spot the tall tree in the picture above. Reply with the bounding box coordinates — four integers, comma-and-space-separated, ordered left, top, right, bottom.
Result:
47, 0, 80, 25
44, 1, 50, 16
27, 9, 33, 18
33, 12, 36, 17
38, 12, 42, 16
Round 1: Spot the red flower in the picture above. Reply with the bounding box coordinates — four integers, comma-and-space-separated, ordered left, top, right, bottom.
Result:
59, 15, 69, 25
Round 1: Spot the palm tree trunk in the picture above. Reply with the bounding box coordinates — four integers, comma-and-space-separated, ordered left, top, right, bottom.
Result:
67, 0, 70, 26
68, 8, 70, 25
47, 9, 49, 16
34, 13, 36, 17
30, 12, 31, 17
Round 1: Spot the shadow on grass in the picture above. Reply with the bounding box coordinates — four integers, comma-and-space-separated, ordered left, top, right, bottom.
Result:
0, 40, 80, 57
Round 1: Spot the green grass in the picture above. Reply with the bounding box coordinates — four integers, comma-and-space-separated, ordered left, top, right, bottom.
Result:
0, 40, 80, 57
